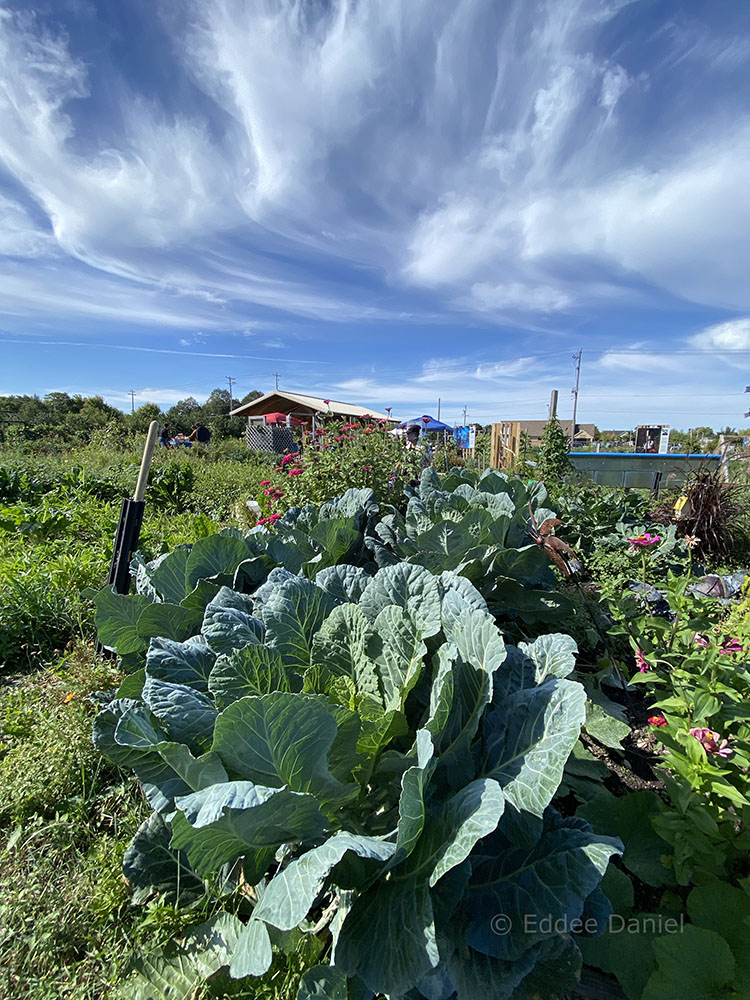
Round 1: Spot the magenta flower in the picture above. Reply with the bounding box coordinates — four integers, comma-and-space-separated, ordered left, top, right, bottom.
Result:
385, 407, 392, 413
288, 468, 303, 477
361, 465, 373, 471
268, 513, 282, 522
627, 533, 661, 548
281, 454, 295, 466
719, 638, 743, 655
694, 633, 710, 648
689, 727, 733, 757
649, 715, 667, 727
323, 399, 331, 405
259, 480, 271, 486
635, 648, 652, 673
263, 488, 274, 495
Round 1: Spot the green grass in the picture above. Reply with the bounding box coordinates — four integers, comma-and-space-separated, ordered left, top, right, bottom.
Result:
0, 651, 151, 999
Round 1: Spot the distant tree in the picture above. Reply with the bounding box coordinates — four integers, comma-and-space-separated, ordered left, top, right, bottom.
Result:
165, 396, 202, 434
125, 402, 163, 434
536, 417, 572, 484
64, 396, 124, 441
201, 387, 246, 439
239, 389, 263, 406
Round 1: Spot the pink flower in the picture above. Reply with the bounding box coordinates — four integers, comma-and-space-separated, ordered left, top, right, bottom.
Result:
649, 715, 667, 727
422, 416, 430, 423
361, 465, 373, 471
627, 533, 661, 548
288, 468, 303, 477
694, 634, 710, 648
334, 435, 346, 442
323, 399, 331, 405
635, 648, 652, 673
281, 454, 295, 466
719, 638, 743, 655
689, 727, 733, 757
385, 407, 392, 413
259, 480, 271, 486
268, 513, 281, 522
258, 517, 268, 525
263, 488, 274, 495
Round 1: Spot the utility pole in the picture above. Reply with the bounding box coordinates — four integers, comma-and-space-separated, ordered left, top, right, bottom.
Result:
226, 376, 236, 413
463, 405, 467, 426
570, 350, 582, 449
129, 389, 136, 414
437, 397, 441, 421
272, 373, 280, 391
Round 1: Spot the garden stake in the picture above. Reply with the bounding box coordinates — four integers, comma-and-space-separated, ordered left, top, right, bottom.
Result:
96, 420, 159, 656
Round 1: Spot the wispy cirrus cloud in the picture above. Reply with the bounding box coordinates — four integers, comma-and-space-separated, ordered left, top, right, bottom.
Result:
1, 0, 749, 338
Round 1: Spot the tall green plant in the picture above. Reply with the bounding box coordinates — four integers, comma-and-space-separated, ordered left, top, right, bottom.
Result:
536, 419, 572, 485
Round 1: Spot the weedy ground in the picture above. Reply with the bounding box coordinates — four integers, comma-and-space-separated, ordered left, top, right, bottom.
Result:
0, 647, 324, 999
0, 649, 150, 999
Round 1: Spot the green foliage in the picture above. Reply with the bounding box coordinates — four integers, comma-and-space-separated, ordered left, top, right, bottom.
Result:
148, 461, 197, 512
91, 484, 621, 999
536, 418, 572, 484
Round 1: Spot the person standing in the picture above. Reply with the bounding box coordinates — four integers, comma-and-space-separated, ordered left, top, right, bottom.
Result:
402, 422, 433, 485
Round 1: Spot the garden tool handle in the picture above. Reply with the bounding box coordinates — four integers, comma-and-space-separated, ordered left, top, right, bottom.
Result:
134, 421, 160, 502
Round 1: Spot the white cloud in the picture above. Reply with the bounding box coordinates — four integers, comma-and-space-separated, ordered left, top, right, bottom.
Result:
690, 318, 750, 351
0, 194, 54, 256
599, 64, 631, 112
468, 282, 572, 313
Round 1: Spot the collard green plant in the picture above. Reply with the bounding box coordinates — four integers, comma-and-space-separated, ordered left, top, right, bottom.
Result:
93, 550, 621, 998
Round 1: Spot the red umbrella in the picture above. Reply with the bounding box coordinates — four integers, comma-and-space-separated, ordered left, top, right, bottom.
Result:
263, 412, 309, 426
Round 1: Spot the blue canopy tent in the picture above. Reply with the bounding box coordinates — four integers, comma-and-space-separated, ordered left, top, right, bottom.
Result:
397, 415, 452, 432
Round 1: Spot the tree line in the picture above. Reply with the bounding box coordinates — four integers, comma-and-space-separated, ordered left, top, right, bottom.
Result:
0, 388, 262, 445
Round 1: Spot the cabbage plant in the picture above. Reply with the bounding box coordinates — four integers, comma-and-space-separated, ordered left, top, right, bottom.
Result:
93, 559, 621, 999
368, 468, 571, 627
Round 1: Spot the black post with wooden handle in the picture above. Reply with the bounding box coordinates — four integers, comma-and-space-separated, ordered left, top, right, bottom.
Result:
96, 421, 159, 654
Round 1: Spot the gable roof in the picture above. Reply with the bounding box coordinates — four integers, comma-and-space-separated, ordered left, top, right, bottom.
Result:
516, 420, 597, 439
229, 390, 392, 422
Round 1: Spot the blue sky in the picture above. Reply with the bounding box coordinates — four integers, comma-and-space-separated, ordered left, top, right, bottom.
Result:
1, 0, 750, 429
